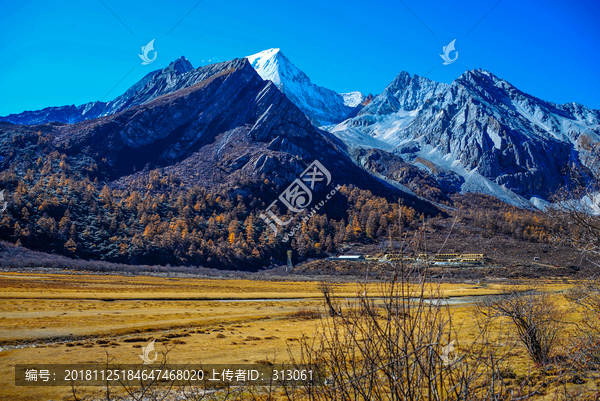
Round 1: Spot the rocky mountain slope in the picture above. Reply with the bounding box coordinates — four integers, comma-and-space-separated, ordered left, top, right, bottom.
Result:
329, 69, 600, 205
1, 58, 435, 214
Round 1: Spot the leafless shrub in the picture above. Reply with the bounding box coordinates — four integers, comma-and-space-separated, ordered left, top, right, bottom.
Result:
283, 259, 526, 400
280, 210, 556, 400
563, 278, 600, 372
550, 140, 600, 266
550, 185, 600, 261
317, 280, 339, 318
478, 287, 564, 367
69, 345, 239, 401
564, 278, 600, 315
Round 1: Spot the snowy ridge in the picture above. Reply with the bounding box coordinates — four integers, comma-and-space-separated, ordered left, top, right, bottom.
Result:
246, 49, 363, 126
341, 91, 366, 108
329, 68, 600, 208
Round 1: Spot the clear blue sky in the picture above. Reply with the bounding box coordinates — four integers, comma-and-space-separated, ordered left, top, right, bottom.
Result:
1, 0, 598, 116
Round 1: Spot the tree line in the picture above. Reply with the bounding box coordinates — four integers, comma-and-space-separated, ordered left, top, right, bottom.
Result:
0, 146, 421, 269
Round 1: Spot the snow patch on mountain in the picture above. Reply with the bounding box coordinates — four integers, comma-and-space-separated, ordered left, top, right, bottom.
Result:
530, 196, 551, 211
331, 109, 419, 147
411, 141, 533, 208
328, 124, 395, 152
341, 91, 366, 108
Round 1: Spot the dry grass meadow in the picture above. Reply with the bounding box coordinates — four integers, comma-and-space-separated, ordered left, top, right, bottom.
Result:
0, 271, 592, 400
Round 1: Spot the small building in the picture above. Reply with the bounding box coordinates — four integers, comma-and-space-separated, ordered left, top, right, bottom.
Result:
460, 258, 485, 265
328, 255, 366, 261
435, 253, 460, 260
460, 254, 485, 259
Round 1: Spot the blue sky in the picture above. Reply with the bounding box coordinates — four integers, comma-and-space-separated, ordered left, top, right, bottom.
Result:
0, 0, 598, 116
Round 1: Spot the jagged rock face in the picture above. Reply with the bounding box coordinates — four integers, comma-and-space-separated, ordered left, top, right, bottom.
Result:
331, 69, 600, 201
360, 72, 448, 116
361, 94, 374, 106
0, 57, 195, 125
400, 70, 597, 197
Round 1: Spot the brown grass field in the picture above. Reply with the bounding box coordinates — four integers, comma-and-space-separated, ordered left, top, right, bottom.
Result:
0, 271, 591, 400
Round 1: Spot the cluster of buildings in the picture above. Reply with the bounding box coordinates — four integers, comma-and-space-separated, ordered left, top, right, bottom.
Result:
328, 253, 487, 266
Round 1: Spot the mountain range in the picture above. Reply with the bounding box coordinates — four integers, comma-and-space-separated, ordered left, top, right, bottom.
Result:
0, 55, 433, 216
329, 68, 600, 206
2, 49, 599, 208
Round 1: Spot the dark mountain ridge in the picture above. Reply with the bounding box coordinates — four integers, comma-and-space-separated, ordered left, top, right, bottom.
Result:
0, 57, 196, 125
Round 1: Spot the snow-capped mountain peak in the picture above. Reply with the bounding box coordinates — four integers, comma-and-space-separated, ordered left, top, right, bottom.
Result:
245, 49, 363, 126
246, 48, 288, 87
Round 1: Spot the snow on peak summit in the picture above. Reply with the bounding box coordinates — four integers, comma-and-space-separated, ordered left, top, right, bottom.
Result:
341, 92, 366, 108
246, 48, 281, 62
245, 49, 363, 126
246, 48, 300, 88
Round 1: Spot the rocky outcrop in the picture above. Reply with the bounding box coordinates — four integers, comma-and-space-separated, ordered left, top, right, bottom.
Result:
359, 72, 448, 116
398, 70, 594, 198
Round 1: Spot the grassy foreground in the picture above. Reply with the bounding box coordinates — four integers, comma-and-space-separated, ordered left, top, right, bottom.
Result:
0, 271, 581, 400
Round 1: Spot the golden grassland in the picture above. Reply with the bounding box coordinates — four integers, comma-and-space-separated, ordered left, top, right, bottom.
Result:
0, 272, 585, 400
